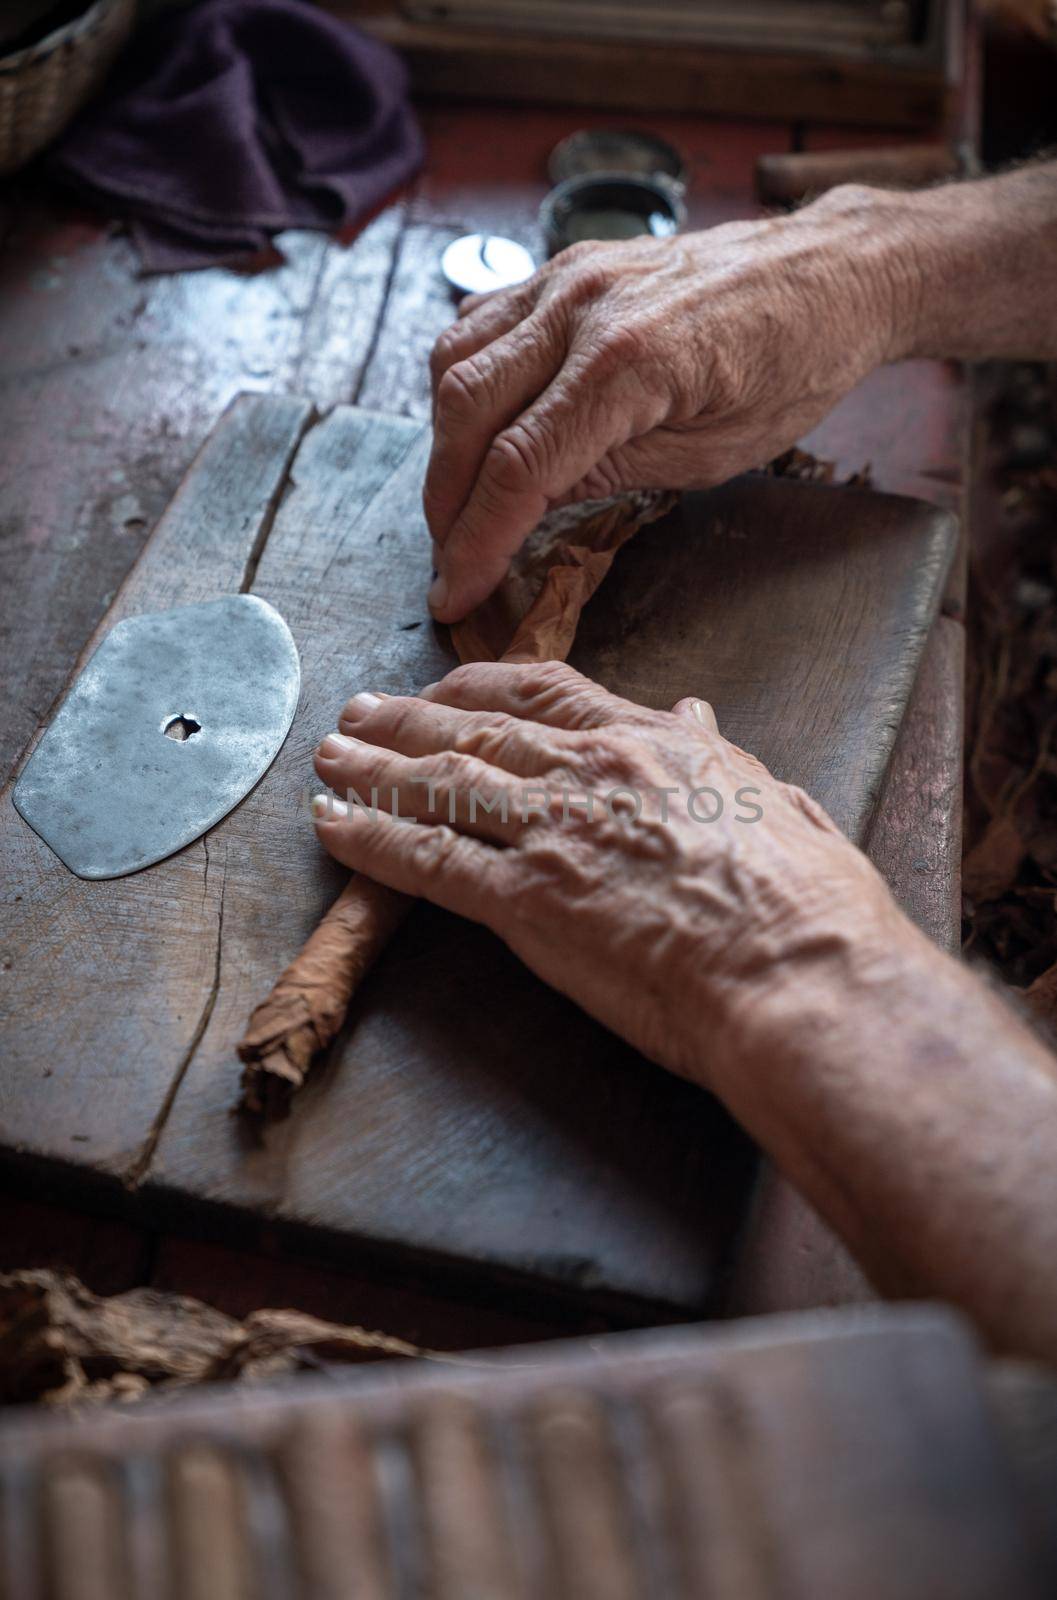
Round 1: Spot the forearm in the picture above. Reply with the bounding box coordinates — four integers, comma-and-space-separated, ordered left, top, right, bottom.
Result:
706, 893, 1057, 1362
821, 162, 1057, 363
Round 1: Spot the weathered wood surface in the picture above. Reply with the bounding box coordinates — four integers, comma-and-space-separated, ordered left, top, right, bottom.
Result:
0, 1306, 1046, 1598
0, 101, 970, 1318
0, 103, 968, 786
0, 394, 313, 1179
725, 612, 966, 1315
865, 613, 965, 948
3, 397, 953, 1315
145, 405, 750, 1313
0, 206, 401, 788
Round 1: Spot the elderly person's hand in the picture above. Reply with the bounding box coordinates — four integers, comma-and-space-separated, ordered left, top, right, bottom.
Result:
424, 185, 917, 622
312, 660, 892, 1087
312, 658, 1057, 1364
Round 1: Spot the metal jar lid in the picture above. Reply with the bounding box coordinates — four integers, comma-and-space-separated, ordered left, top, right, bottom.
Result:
548, 129, 687, 191
540, 171, 686, 257
440, 233, 536, 297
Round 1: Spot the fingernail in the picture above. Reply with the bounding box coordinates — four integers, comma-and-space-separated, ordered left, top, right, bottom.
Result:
311, 793, 348, 820
342, 692, 382, 720
317, 732, 359, 759
691, 700, 708, 725
428, 574, 449, 616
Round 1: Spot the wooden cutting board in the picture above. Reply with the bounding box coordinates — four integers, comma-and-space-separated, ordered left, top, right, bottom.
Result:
0, 395, 955, 1316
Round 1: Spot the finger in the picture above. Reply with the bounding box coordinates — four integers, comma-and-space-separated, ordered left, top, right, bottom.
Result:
337, 690, 570, 776
429, 372, 655, 623
419, 660, 653, 732
313, 797, 510, 928
429, 281, 540, 401
314, 732, 529, 844
424, 316, 565, 548
672, 696, 720, 733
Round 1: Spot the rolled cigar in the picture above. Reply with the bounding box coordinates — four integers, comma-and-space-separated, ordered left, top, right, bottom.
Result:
236, 489, 676, 1117
755, 143, 961, 207
238, 876, 411, 1116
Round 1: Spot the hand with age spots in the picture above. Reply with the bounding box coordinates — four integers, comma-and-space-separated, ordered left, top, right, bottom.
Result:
311, 660, 890, 1087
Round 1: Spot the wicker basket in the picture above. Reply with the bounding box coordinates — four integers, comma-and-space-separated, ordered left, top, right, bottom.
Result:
0, 0, 136, 177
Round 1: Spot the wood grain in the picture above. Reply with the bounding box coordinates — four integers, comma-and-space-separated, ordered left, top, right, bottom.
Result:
0, 203, 402, 787
0, 393, 313, 1179
0, 1306, 1045, 1598
724, 612, 966, 1316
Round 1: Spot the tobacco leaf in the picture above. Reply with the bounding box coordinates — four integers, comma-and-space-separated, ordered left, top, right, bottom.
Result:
450, 489, 676, 665
1024, 957, 1057, 1030
0, 1269, 426, 1409
962, 812, 1027, 903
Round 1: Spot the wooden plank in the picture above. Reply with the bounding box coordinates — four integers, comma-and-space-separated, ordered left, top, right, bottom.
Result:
139, 407, 953, 1314
756, 142, 959, 205
0, 394, 314, 1180
865, 613, 964, 948
336, 10, 954, 130
0, 1307, 1045, 1599
988, 1361, 1057, 1589
0, 202, 402, 788
724, 612, 965, 1315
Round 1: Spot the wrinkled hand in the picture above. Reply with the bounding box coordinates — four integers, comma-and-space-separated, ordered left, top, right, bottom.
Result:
313, 662, 890, 1087
425, 185, 913, 622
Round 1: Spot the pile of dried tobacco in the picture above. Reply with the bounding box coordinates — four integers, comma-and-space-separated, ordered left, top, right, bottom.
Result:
963, 363, 1057, 1024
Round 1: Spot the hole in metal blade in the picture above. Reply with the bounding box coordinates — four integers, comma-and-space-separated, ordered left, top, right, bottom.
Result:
162, 714, 202, 743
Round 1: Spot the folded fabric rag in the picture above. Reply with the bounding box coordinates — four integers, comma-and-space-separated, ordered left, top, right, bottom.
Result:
49, 0, 424, 272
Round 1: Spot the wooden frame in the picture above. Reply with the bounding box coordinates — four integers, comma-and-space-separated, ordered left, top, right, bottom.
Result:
323, 0, 963, 131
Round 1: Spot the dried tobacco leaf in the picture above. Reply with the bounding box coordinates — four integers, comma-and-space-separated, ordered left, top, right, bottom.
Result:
962, 363, 1057, 995
0, 1269, 426, 1409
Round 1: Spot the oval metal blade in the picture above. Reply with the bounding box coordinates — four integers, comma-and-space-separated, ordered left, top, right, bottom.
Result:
13, 595, 300, 879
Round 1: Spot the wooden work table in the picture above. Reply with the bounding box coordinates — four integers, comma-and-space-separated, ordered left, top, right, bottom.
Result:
0, 103, 967, 1344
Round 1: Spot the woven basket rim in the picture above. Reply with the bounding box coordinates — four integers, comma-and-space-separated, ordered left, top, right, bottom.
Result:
0, 0, 128, 77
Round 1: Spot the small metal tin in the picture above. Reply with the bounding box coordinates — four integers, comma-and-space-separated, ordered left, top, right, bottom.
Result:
548, 129, 687, 191
441, 234, 536, 297
540, 172, 686, 257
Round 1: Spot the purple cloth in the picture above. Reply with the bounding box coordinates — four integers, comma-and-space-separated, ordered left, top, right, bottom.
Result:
50, 0, 423, 272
